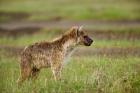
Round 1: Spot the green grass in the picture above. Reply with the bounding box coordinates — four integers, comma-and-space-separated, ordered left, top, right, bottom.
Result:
0, 28, 139, 93
0, 55, 140, 93
0, 0, 139, 21
0, 0, 140, 91
93, 39, 140, 48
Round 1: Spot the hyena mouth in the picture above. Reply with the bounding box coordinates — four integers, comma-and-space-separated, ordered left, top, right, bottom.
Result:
84, 36, 93, 46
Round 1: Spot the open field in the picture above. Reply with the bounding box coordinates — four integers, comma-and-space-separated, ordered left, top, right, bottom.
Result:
0, 22, 140, 93
0, 55, 140, 93
0, 0, 140, 93
0, 26, 140, 93
0, 0, 140, 22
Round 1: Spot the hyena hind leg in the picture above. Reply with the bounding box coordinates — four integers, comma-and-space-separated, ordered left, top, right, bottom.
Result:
17, 65, 32, 85
17, 50, 33, 85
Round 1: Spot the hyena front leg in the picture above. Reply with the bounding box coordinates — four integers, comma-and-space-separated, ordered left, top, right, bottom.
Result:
51, 63, 62, 81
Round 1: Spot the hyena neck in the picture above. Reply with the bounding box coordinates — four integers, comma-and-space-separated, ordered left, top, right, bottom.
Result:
62, 35, 76, 51
63, 39, 76, 51
62, 38, 76, 59
54, 35, 76, 51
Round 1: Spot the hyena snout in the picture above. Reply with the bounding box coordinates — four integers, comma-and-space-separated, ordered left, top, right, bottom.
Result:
83, 36, 93, 46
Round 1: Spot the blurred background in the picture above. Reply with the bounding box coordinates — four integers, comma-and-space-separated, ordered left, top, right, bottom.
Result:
0, 0, 140, 93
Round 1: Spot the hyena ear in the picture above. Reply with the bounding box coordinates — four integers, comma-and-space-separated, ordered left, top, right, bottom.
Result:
76, 26, 83, 36
71, 26, 79, 36
78, 26, 83, 31
71, 26, 83, 37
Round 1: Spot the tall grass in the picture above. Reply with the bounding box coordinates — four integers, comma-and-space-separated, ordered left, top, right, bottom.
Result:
0, 55, 140, 93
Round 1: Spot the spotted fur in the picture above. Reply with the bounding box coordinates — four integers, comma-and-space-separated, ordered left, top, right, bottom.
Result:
17, 26, 93, 84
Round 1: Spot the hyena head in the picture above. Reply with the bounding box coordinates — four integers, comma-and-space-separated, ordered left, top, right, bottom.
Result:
70, 26, 93, 46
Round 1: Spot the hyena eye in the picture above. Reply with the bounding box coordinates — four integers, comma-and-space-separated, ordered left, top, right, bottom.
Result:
83, 36, 88, 39
83, 36, 91, 42
83, 36, 88, 41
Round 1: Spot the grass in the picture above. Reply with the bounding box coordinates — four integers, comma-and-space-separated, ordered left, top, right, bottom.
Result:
0, 55, 140, 93
0, 29, 139, 92
0, 0, 140, 21
0, 0, 140, 92
94, 39, 140, 48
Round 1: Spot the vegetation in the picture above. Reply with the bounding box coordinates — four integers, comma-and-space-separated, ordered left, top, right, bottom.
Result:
0, 0, 140, 93
0, 55, 140, 93
0, 0, 140, 21
0, 27, 140, 93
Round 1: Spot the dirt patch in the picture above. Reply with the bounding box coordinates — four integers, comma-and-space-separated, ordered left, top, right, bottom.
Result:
88, 30, 140, 40
1, 20, 140, 29
0, 27, 41, 37
74, 47, 140, 57
0, 11, 30, 22
0, 46, 139, 57
47, 16, 63, 21
0, 26, 139, 40
0, 20, 140, 39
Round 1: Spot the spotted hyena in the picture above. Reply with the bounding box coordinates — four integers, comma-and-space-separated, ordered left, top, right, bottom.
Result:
17, 26, 93, 84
